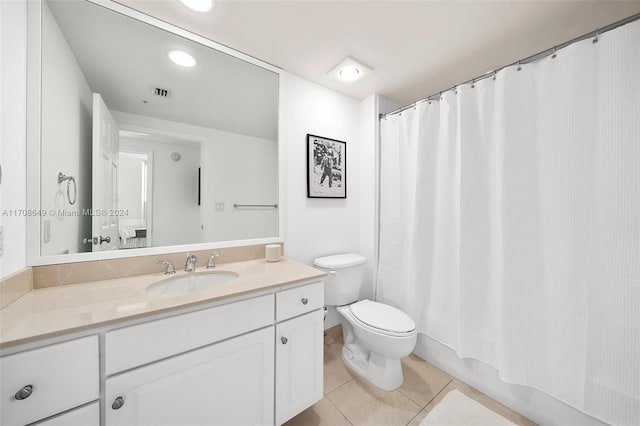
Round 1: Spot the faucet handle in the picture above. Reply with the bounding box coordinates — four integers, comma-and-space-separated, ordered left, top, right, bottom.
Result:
185, 254, 198, 272
206, 252, 223, 269
156, 260, 176, 275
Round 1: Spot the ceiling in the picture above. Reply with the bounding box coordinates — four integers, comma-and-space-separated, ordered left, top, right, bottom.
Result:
116, 0, 640, 107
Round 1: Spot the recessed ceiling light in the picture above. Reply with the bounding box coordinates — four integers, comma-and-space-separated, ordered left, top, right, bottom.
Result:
168, 50, 197, 68
339, 66, 360, 81
328, 57, 372, 83
178, 0, 213, 12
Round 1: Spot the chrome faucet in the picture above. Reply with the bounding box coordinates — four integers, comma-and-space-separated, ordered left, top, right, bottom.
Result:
206, 252, 223, 269
156, 260, 176, 275
184, 254, 198, 272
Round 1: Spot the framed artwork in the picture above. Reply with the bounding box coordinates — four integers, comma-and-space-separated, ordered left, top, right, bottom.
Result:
307, 134, 346, 198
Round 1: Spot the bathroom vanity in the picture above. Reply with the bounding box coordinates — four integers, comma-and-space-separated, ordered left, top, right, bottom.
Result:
0, 258, 325, 426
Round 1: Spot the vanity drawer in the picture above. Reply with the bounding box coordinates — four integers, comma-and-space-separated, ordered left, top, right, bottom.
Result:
33, 402, 99, 426
276, 281, 324, 322
0, 336, 99, 426
105, 294, 274, 375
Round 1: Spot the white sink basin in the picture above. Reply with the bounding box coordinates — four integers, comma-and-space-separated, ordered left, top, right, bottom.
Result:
147, 271, 239, 296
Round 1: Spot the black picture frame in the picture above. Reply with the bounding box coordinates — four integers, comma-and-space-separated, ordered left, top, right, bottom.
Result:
306, 134, 346, 198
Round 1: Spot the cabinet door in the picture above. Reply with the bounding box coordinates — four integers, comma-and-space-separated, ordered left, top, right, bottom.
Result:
106, 327, 274, 426
275, 309, 324, 425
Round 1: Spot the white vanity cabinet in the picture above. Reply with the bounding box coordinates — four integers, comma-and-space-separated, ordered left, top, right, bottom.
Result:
0, 336, 99, 426
105, 294, 275, 425
33, 402, 100, 426
2, 279, 324, 426
275, 282, 324, 425
105, 327, 275, 426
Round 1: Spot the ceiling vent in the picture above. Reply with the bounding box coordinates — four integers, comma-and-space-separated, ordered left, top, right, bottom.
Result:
153, 87, 171, 98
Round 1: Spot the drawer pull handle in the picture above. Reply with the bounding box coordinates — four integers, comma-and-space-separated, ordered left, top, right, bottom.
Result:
301, 298, 308, 305
281, 336, 288, 345
112, 396, 125, 410
15, 385, 33, 400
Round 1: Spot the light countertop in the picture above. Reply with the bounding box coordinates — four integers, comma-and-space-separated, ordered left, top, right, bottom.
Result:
0, 257, 325, 349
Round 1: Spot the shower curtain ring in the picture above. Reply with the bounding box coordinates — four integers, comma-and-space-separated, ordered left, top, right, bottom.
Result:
593, 32, 599, 44
551, 46, 557, 59
517, 61, 522, 71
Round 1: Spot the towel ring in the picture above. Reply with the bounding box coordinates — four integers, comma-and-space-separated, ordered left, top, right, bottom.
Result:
58, 172, 77, 205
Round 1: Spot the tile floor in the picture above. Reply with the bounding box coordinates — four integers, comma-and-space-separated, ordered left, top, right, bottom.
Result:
285, 326, 536, 426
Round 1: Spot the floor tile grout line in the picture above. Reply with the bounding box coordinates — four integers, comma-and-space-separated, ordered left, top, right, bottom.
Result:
396, 370, 454, 410
420, 377, 454, 410
405, 408, 423, 426
402, 398, 428, 426
403, 378, 456, 426
325, 376, 355, 398
324, 394, 354, 426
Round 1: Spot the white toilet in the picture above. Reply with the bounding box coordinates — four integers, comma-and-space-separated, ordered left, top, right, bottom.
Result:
314, 253, 417, 391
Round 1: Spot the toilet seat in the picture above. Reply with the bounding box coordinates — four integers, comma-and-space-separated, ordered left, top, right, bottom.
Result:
349, 300, 416, 337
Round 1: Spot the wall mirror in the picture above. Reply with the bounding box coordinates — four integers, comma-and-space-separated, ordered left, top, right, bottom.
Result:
28, 0, 281, 263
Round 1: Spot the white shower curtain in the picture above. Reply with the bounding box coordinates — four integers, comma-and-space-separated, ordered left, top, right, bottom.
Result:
378, 20, 640, 426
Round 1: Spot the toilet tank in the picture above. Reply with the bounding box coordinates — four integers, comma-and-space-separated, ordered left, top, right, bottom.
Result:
313, 253, 366, 306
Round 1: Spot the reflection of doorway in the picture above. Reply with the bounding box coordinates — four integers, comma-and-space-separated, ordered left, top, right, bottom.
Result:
118, 128, 202, 247
92, 93, 120, 251
118, 150, 153, 249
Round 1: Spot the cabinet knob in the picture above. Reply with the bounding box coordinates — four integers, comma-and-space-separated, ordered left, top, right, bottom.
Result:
301, 298, 308, 305
14, 385, 33, 400
112, 396, 125, 410
281, 336, 288, 345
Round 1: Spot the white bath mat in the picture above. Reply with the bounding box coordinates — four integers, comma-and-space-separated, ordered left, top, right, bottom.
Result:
419, 390, 517, 426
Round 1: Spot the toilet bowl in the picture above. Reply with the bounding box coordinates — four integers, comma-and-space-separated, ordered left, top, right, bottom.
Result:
314, 253, 417, 391
337, 300, 417, 391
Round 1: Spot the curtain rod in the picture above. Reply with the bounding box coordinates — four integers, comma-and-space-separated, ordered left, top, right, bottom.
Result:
380, 12, 640, 120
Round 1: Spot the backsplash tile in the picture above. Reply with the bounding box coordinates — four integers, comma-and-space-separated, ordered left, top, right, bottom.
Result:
0, 268, 33, 309
32, 244, 278, 289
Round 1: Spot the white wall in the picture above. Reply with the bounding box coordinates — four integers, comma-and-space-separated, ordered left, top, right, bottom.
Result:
40, 1, 92, 256
200, 133, 277, 242
120, 136, 201, 247
281, 72, 364, 262
358, 95, 379, 301
281, 72, 371, 328
0, 0, 28, 278
118, 153, 146, 225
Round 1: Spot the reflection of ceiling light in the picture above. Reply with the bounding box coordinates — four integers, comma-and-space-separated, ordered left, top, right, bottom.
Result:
120, 130, 149, 138
168, 50, 196, 68
328, 56, 372, 83
178, 0, 213, 12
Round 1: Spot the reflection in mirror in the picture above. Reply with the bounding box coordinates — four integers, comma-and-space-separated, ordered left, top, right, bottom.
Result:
118, 149, 151, 249
39, 0, 279, 257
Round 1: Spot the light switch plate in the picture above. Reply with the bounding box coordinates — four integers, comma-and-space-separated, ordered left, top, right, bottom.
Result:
43, 219, 51, 243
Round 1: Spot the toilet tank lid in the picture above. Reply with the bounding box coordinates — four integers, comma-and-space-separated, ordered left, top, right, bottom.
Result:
313, 253, 366, 269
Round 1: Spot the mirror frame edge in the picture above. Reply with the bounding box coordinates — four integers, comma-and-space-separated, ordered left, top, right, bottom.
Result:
26, 0, 285, 266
